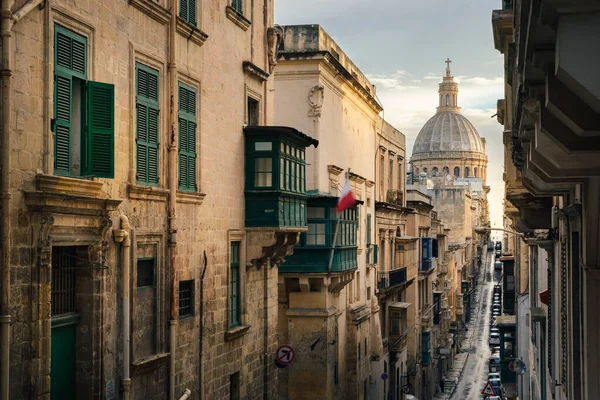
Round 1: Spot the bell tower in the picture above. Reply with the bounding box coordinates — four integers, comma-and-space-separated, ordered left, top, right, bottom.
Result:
437, 58, 460, 112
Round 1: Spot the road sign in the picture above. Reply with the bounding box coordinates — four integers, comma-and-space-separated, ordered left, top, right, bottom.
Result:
276, 345, 295, 366
381, 373, 388, 380
481, 381, 496, 396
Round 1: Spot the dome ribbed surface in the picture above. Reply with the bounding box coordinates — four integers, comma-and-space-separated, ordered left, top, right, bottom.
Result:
412, 111, 484, 155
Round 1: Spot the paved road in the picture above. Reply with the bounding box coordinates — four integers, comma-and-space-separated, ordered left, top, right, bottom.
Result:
450, 251, 500, 400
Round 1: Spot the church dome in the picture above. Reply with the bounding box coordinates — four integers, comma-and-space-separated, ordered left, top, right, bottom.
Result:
412, 111, 484, 155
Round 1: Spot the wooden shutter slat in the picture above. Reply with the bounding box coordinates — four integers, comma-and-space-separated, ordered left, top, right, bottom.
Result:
189, 0, 197, 26
54, 73, 72, 174
86, 81, 114, 178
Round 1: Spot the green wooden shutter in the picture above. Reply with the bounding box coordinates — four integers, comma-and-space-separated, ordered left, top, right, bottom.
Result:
180, 0, 196, 26
54, 73, 72, 175
178, 83, 197, 191
232, 0, 243, 14
53, 25, 87, 176
136, 64, 160, 185
86, 81, 115, 178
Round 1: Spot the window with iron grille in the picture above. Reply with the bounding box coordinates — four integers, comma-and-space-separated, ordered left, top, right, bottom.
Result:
230, 241, 241, 327
179, 280, 194, 318
51, 247, 78, 316
560, 240, 568, 390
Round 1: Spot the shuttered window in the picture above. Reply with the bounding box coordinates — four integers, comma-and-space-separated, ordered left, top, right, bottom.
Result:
136, 64, 160, 185
178, 83, 197, 191
179, 0, 197, 26
53, 25, 114, 178
230, 241, 241, 327
231, 0, 243, 14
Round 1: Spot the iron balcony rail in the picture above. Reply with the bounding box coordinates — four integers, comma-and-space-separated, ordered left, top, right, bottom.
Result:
378, 267, 408, 290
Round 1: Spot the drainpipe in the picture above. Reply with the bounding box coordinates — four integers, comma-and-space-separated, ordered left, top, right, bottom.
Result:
178, 389, 191, 400
199, 251, 207, 399
168, 1, 178, 399
113, 216, 131, 400
1, 0, 14, 398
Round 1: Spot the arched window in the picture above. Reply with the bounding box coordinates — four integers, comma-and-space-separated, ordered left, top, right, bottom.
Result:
454, 167, 460, 177
432, 167, 438, 176
474, 167, 478, 177
443, 166, 449, 175
423, 167, 428, 175
446, 94, 449, 106
414, 168, 419, 177
465, 167, 470, 177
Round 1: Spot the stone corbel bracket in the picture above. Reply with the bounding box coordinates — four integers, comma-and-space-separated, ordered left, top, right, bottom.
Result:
246, 230, 302, 270
328, 272, 354, 294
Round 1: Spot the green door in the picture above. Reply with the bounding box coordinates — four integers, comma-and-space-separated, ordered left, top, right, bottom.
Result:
51, 317, 78, 400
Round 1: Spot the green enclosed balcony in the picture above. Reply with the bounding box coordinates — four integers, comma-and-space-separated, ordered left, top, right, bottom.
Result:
244, 126, 319, 229
279, 195, 360, 274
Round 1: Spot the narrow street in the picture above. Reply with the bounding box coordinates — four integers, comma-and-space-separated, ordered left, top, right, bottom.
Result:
449, 250, 497, 400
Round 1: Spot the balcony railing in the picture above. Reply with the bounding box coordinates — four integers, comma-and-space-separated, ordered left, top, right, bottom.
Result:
378, 267, 407, 290
419, 257, 437, 273
386, 189, 404, 206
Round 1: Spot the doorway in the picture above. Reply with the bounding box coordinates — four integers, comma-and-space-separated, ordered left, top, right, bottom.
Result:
50, 246, 81, 400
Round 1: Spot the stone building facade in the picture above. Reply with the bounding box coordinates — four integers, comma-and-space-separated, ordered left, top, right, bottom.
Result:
0, 1, 307, 399
273, 24, 383, 400
373, 119, 412, 399
492, 1, 600, 399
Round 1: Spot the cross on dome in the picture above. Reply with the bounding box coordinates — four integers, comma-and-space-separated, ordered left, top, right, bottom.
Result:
445, 58, 452, 77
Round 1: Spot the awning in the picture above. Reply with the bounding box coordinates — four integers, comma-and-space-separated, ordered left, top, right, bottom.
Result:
389, 302, 411, 309
530, 307, 546, 323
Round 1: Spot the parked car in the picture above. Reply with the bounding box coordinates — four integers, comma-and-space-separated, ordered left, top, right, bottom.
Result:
495, 249, 501, 257
495, 241, 502, 251
492, 304, 501, 313
488, 356, 501, 372
485, 397, 502, 400
494, 261, 502, 270
488, 372, 501, 381
489, 379, 506, 398
494, 286, 502, 294
490, 328, 500, 335
489, 332, 500, 346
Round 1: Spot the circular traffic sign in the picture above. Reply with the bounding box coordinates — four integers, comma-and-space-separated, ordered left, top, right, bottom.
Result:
381, 373, 388, 380
276, 345, 295, 366
402, 384, 411, 394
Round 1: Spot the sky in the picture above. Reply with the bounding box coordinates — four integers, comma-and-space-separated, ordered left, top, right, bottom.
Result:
275, 0, 506, 229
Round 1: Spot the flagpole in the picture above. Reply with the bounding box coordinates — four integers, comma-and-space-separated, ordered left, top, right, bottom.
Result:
327, 211, 342, 274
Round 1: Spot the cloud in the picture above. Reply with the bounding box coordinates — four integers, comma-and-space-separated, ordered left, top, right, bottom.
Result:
366, 70, 421, 90
460, 76, 504, 85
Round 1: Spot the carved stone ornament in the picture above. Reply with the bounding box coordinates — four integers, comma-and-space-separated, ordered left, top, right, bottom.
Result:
308, 85, 325, 117
267, 25, 284, 73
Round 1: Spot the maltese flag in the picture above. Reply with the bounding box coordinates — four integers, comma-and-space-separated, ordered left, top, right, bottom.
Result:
337, 179, 357, 212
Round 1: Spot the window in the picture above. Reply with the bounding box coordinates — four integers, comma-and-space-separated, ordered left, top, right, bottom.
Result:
389, 159, 394, 190
279, 143, 305, 193
443, 166, 449, 175
178, 83, 197, 191
358, 343, 361, 360
230, 372, 240, 400
301, 206, 358, 248
379, 155, 385, 199
231, 0, 243, 14
364, 338, 367, 357
474, 167, 478, 177
398, 161, 403, 192
254, 158, 272, 187
454, 167, 460, 177
446, 94, 449, 106
179, 280, 194, 318
136, 63, 160, 185
432, 167, 438, 177
179, 0, 197, 26
247, 96, 259, 125
366, 213, 372, 245
137, 258, 155, 287
230, 241, 241, 327
465, 167, 470, 177
306, 222, 326, 245
53, 25, 115, 178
